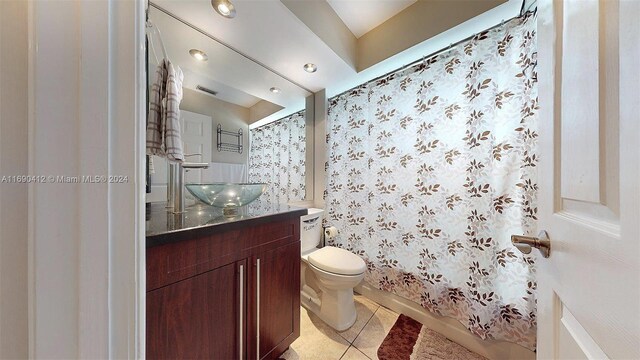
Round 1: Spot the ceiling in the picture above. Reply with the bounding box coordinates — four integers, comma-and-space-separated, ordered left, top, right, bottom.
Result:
150, 0, 523, 124
327, 0, 417, 38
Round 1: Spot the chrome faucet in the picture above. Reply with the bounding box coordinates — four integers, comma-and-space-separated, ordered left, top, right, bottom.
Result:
167, 154, 209, 214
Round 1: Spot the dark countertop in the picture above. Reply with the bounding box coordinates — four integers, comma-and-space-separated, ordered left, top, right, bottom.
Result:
146, 200, 308, 248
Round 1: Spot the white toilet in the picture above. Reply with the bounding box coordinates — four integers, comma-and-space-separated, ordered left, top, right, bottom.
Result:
300, 209, 366, 331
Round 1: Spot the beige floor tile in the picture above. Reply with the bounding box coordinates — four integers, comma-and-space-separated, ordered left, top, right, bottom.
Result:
281, 307, 350, 360
340, 346, 371, 360
337, 294, 380, 343
351, 307, 399, 360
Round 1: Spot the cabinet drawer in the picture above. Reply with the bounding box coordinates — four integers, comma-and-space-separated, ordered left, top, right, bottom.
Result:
241, 219, 297, 250
147, 229, 243, 290
147, 217, 299, 291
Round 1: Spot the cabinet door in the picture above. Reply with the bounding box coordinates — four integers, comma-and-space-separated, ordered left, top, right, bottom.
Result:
250, 241, 300, 360
147, 260, 247, 359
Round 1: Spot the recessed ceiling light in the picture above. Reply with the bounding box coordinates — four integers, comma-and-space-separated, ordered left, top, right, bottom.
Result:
189, 49, 208, 61
303, 63, 318, 73
211, 0, 236, 18
269, 87, 281, 94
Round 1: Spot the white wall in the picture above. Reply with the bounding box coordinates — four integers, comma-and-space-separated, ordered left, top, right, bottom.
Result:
0, 1, 28, 358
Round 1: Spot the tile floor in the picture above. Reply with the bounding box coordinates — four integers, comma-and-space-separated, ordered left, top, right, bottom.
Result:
281, 294, 400, 360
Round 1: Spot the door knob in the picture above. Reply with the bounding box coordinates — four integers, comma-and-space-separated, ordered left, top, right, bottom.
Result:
511, 230, 551, 258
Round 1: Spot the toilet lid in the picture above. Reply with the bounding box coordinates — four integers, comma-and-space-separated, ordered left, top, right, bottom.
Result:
307, 246, 366, 276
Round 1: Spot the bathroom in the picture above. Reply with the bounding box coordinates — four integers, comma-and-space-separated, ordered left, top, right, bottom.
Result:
0, 0, 638, 359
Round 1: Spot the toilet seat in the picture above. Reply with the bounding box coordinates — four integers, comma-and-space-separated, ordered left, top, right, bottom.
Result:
307, 246, 366, 276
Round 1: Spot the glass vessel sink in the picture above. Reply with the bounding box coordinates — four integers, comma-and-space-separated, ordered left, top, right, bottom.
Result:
185, 183, 267, 216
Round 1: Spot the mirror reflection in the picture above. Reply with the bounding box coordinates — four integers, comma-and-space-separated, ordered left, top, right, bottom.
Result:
145, 3, 311, 208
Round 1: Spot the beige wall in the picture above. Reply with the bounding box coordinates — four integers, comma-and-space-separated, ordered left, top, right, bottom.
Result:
180, 88, 250, 164
249, 100, 283, 124
312, 90, 327, 208
304, 94, 315, 201
282, 0, 506, 73
357, 0, 506, 71
0, 1, 29, 358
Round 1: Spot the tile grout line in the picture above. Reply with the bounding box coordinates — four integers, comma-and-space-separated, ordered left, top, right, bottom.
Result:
357, 346, 373, 360
339, 301, 381, 360
347, 307, 382, 360
350, 307, 380, 345
334, 299, 380, 344
337, 346, 349, 360
339, 345, 373, 360
351, 305, 401, 360
340, 304, 380, 346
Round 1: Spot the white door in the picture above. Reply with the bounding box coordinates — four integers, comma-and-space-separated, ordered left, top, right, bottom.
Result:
147, 110, 212, 202
180, 110, 212, 184
537, 0, 640, 359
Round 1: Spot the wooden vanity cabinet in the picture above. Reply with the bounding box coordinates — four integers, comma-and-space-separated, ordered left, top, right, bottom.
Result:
147, 259, 247, 359
248, 241, 301, 360
146, 213, 302, 360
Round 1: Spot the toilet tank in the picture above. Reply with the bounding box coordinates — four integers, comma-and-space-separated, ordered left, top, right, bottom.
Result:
300, 208, 324, 253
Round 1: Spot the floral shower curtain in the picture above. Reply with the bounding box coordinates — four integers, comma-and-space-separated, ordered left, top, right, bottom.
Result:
249, 111, 306, 208
325, 15, 538, 349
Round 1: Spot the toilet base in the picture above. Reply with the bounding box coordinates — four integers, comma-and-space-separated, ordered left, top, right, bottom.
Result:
300, 251, 365, 332
300, 285, 358, 331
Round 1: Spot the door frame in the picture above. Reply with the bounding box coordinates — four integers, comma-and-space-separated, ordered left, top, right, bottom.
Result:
26, 0, 146, 357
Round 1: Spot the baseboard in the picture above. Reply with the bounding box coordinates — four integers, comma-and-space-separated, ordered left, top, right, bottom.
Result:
355, 282, 536, 360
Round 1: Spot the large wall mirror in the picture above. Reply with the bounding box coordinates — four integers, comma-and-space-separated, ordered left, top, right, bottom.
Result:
146, 2, 314, 206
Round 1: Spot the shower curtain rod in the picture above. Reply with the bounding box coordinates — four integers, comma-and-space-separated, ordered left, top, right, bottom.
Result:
332, 8, 536, 100
251, 109, 306, 131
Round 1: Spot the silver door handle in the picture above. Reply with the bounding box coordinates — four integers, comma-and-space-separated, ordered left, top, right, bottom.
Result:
239, 264, 244, 360
511, 230, 551, 258
256, 258, 260, 360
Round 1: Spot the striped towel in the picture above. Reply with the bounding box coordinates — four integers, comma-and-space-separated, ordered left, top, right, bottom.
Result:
146, 59, 185, 162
